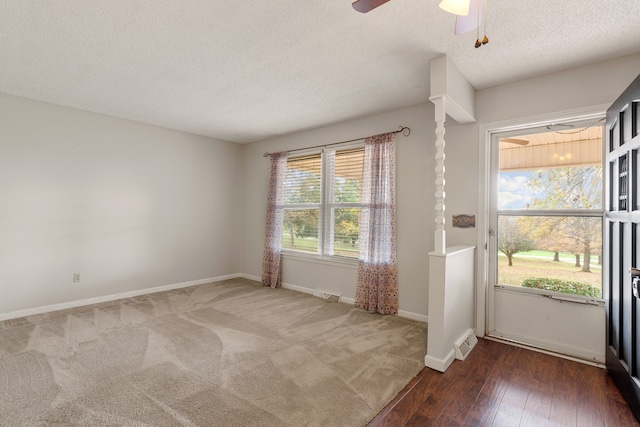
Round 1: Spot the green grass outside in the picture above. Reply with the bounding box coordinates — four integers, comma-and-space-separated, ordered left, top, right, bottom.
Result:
519, 249, 574, 259
283, 236, 317, 252
518, 249, 602, 263
283, 236, 358, 258
498, 255, 602, 291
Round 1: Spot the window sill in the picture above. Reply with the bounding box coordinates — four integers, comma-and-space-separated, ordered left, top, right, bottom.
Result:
282, 251, 358, 269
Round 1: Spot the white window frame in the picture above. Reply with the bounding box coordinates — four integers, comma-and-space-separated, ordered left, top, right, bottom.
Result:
476, 105, 609, 338
282, 141, 364, 263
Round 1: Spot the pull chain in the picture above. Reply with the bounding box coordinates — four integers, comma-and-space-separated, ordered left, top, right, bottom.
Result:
482, 0, 489, 45
475, 0, 489, 48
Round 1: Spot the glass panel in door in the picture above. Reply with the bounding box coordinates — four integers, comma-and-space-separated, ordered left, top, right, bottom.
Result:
496, 125, 603, 299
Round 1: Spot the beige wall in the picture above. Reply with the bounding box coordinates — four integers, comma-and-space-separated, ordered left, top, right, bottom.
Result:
0, 94, 243, 314
476, 53, 640, 124
444, 53, 640, 252
3, 52, 639, 321
241, 103, 435, 319
241, 52, 640, 320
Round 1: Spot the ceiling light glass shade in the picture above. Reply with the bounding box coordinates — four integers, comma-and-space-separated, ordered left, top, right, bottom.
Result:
439, 0, 471, 16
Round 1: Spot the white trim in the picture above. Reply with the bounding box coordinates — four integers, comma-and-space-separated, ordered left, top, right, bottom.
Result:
397, 309, 428, 323
425, 349, 456, 372
4, 272, 428, 325
486, 333, 606, 366
284, 282, 315, 296
340, 295, 356, 305
476, 104, 610, 339
0, 274, 241, 322
240, 273, 428, 323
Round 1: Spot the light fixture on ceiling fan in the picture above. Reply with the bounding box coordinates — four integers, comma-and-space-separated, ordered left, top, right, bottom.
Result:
438, 0, 471, 16
441, 0, 489, 48
352, 0, 489, 48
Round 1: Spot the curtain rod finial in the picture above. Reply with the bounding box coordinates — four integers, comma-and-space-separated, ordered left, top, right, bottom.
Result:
398, 126, 411, 137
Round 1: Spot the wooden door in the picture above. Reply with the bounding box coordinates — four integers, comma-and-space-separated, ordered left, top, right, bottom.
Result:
606, 73, 640, 420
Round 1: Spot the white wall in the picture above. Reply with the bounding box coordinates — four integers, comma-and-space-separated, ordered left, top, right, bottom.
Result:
444, 53, 640, 255
241, 52, 640, 325
0, 94, 243, 315
476, 53, 640, 124
241, 104, 434, 319
461, 53, 640, 336
4, 52, 639, 325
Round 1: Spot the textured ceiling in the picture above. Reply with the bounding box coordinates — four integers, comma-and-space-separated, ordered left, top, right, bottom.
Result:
1, 1, 639, 143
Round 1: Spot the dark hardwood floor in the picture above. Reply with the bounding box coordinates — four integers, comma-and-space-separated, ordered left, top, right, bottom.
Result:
368, 338, 640, 427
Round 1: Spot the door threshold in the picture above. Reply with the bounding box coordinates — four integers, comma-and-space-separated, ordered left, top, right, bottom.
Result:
484, 335, 605, 369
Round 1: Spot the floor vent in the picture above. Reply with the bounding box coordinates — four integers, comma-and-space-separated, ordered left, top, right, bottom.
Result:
454, 329, 478, 361
312, 289, 341, 303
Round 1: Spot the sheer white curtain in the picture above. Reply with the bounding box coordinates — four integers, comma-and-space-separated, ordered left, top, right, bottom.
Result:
354, 133, 398, 314
262, 152, 288, 288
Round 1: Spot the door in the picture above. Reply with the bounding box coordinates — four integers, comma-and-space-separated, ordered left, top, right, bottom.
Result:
487, 119, 606, 363
605, 73, 640, 419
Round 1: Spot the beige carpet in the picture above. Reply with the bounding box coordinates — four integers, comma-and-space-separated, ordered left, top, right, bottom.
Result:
0, 277, 427, 426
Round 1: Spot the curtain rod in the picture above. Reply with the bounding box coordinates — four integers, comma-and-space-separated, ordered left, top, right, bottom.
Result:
262, 126, 410, 157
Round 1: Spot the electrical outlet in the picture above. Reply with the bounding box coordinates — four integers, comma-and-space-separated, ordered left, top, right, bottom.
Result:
73, 273, 80, 283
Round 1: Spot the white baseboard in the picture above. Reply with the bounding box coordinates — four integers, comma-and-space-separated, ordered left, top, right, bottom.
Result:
4, 273, 429, 324
241, 273, 261, 282
283, 282, 315, 295
240, 273, 428, 323
0, 273, 241, 322
398, 309, 428, 323
425, 349, 456, 372
341, 296, 356, 304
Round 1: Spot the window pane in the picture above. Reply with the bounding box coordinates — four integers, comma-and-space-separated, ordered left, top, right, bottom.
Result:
497, 215, 602, 298
334, 148, 364, 203
498, 125, 603, 211
499, 166, 602, 210
284, 154, 322, 205
333, 208, 360, 258
283, 208, 319, 253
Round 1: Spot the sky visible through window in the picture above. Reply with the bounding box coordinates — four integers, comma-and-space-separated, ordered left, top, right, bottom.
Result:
498, 171, 539, 210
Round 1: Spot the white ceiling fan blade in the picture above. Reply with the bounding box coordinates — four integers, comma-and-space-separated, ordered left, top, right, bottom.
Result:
454, 0, 483, 35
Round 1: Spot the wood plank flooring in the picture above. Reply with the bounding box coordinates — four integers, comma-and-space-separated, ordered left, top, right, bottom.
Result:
367, 338, 640, 427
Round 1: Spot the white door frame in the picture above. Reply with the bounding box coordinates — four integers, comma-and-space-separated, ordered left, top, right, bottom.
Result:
475, 104, 610, 338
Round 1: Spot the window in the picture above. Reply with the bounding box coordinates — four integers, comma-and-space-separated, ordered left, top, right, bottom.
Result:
282, 153, 322, 254
496, 124, 603, 298
282, 146, 364, 259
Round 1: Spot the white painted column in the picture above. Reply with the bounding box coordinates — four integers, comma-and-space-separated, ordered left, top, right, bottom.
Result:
427, 56, 477, 372
433, 96, 446, 254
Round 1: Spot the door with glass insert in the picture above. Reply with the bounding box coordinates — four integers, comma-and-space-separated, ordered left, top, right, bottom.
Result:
488, 120, 605, 362
605, 74, 640, 420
